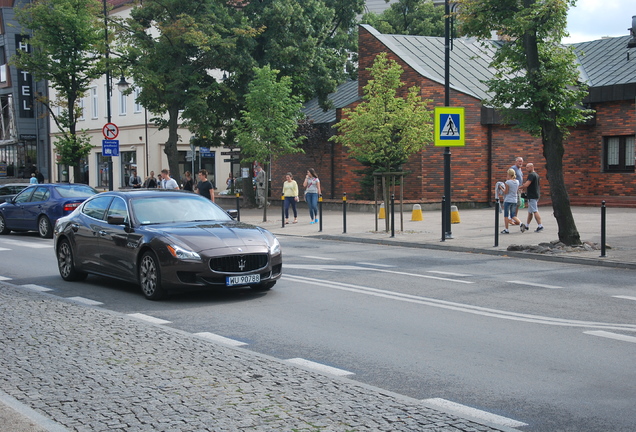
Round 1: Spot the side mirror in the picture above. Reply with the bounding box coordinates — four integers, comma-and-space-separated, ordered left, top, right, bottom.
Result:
226, 209, 239, 219
107, 215, 127, 225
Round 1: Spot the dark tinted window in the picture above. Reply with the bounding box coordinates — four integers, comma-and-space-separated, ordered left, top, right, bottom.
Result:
82, 196, 113, 221
13, 187, 34, 203
107, 197, 128, 222
30, 187, 50, 202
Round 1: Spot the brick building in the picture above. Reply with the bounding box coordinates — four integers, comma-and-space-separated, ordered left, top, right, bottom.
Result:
273, 24, 636, 205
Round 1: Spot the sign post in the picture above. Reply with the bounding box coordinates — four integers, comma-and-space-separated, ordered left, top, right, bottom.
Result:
103, 123, 119, 191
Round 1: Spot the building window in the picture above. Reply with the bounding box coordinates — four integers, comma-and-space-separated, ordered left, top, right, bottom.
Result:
134, 87, 142, 113
78, 98, 85, 121
119, 89, 127, 116
91, 86, 98, 119
604, 136, 635, 173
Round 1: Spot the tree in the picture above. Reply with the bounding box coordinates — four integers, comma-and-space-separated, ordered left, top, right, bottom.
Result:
459, 0, 592, 245
13, 0, 107, 183
120, 0, 255, 183
234, 66, 305, 221
361, 0, 445, 36
331, 53, 433, 212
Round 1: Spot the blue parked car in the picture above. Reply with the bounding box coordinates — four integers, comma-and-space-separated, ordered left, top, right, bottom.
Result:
0, 183, 98, 238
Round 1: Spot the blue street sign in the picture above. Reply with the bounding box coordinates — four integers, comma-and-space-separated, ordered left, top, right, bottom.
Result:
102, 139, 120, 157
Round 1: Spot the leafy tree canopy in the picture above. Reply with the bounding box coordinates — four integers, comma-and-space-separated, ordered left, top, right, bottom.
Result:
361, 0, 445, 36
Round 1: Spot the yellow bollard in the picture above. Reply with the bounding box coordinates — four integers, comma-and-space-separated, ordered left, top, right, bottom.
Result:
378, 202, 386, 219
411, 204, 423, 221
451, 205, 460, 224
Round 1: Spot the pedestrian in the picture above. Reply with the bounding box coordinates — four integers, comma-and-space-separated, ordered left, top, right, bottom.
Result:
303, 168, 321, 224
195, 169, 215, 202
183, 171, 194, 191
160, 169, 179, 190
143, 171, 157, 188
500, 168, 522, 234
29, 173, 38, 184
520, 162, 544, 232
510, 156, 524, 207
226, 173, 234, 189
255, 165, 267, 208
129, 169, 142, 188
282, 172, 298, 224
35, 170, 44, 184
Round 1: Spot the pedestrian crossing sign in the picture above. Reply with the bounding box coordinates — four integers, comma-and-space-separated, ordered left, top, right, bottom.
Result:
434, 107, 465, 147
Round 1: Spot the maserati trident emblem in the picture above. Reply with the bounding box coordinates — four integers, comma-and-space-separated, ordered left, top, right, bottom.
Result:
238, 257, 246, 271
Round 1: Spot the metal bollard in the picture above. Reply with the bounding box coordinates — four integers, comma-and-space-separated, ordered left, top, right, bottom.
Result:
600, 200, 606, 257
236, 193, 241, 221
494, 200, 499, 247
281, 195, 285, 228
441, 196, 446, 242
318, 195, 323, 232
342, 192, 347, 234
390, 193, 395, 238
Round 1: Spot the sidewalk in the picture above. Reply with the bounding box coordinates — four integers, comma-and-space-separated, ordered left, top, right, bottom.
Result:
237, 203, 636, 269
1, 203, 633, 432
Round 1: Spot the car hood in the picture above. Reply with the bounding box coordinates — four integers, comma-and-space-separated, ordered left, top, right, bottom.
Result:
148, 221, 274, 253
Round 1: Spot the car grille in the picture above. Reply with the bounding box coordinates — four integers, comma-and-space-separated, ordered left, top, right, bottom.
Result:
209, 254, 268, 273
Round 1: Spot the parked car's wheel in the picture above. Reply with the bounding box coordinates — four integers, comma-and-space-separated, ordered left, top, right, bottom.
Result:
38, 216, 53, 238
139, 251, 165, 300
56, 239, 88, 281
251, 281, 276, 292
0, 214, 10, 235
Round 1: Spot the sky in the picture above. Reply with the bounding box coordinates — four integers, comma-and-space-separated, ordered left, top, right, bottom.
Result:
565, 0, 635, 43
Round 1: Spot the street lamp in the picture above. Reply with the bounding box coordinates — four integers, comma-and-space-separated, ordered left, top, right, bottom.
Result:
434, 0, 457, 239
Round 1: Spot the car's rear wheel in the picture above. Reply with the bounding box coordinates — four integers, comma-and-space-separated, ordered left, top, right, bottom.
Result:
251, 281, 276, 292
139, 251, 165, 300
38, 216, 53, 238
0, 214, 10, 235
57, 239, 88, 281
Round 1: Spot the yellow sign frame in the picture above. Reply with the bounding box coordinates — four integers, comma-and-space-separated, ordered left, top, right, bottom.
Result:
434, 107, 465, 147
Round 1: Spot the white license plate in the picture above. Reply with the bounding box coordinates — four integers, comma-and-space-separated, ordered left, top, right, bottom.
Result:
226, 274, 260, 286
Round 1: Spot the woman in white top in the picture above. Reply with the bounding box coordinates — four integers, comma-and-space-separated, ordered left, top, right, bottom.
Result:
303, 168, 321, 224
501, 168, 522, 234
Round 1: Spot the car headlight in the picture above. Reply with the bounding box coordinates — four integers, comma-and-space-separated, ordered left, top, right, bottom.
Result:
167, 244, 201, 261
269, 237, 281, 255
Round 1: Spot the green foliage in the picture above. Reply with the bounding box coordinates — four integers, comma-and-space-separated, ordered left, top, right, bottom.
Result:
13, 0, 106, 174
361, 0, 445, 36
331, 53, 433, 172
458, 0, 592, 136
234, 66, 306, 162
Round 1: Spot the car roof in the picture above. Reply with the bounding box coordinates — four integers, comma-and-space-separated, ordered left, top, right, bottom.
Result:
99, 189, 196, 197
0, 183, 30, 187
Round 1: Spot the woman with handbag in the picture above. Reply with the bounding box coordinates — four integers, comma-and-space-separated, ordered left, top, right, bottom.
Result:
282, 172, 299, 224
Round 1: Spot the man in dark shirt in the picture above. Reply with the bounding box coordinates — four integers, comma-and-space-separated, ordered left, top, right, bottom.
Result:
520, 162, 544, 233
195, 169, 215, 202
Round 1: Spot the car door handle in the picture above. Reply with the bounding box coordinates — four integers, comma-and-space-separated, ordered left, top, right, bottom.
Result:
99, 230, 108, 237
71, 223, 80, 232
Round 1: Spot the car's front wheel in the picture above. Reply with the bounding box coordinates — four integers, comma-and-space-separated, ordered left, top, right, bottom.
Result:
38, 216, 53, 238
57, 239, 88, 281
0, 214, 10, 235
139, 251, 165, 300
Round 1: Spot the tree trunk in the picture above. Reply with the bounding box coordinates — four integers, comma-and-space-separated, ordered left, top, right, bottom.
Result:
164, 107, 181, 184
542, 120, 581, 245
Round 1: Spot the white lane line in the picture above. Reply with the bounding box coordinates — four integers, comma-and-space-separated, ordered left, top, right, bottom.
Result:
127, 313, 171, 325
21, 284, 52, 292
507, 280, 563, 289
356, 262, 396, 268
66, 296, 103, 306
285, 264, 474, 284
423, 398, 527, 428
613, 295, 636, 302
194, 332, 248, 347
301, 255, 337, 261
0, 275, 12, 281
427, 270, 471, 277
584, 331, 636, 344
285, 358, 354, 377
0, 239, 51, 249
284, 274, 636, 332
0, 247, 11, 251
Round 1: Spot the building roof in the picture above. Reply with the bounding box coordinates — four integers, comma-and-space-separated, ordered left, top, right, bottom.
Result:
572, 36, 634, 87
301, 80, 360, 124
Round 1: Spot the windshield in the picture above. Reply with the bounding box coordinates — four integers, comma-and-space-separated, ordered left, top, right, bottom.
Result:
55, 185, 98, 198
131, 195, 233, 225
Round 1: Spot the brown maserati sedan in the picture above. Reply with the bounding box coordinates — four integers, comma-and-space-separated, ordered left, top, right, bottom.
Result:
53, 189, 282, 300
